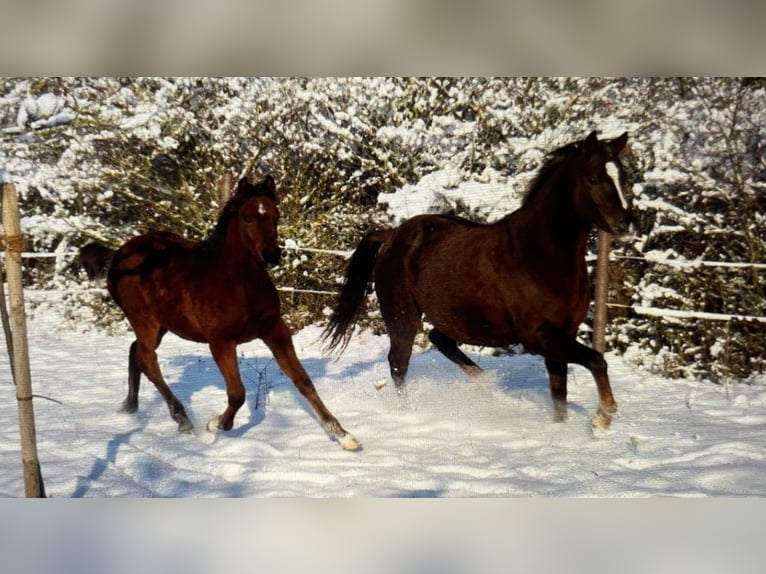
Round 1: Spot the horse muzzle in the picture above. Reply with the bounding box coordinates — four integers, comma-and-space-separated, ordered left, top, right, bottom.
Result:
262, 247, 282, 269
609, 213, 637, 242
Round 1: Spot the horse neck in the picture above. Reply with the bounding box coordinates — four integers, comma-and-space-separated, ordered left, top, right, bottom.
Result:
209, 223, 268, 278
514, 168, 591, 258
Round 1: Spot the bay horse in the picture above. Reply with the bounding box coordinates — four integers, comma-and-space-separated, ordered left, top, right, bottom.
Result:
107, 175, 360, 450
324, 132, 632, 429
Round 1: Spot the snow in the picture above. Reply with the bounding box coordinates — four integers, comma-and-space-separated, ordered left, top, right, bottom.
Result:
1, 307, 765, 498
377, 167, 523, 224
14, 93, 71, 131
629, 304, 766, 324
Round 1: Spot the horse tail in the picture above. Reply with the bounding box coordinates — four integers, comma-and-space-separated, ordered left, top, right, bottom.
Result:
78, 241, 116, 281
323, 229, 392, 353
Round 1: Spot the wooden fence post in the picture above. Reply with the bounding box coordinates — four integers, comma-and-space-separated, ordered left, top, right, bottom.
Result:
592, 230, 612, 354
2, 181, 46, 497
218, 172, 234, 212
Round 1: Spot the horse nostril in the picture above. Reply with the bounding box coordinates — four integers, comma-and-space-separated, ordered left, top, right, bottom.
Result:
613, 215, 637, 241
263, 247, 281, 268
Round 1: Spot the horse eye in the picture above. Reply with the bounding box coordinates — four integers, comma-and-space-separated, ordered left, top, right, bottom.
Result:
242, 215, 253, 223
589, 175, 599, 185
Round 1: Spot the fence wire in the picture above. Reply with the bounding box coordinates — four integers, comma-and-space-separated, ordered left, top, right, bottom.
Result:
4, 245, 766, 323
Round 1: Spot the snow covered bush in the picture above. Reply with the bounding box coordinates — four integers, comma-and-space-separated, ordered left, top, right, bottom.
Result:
1, 77, 764, 380
608, 78, 766, 380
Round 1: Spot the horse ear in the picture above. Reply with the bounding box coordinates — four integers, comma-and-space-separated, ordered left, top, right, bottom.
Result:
611, 132, 628, 155
262, 175, 278, 203
584, 131, 599, 151
237, 177, 251, 194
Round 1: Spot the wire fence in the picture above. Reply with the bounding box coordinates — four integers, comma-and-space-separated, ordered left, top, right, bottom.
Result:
4, 243, 766, 324
612, 254, 766, 271
605, 254, 766, 324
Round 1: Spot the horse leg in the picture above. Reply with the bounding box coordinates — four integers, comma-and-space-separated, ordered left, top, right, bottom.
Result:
387, 329, 416, 391
206, 340, 245, 432
429, 329, 485, 380
377, 292, 419, 390
132, 329, 193, 432
540, 331, 617, 429
263, 319, 360, 451
120, 340, 141, 413
121, 328, 167, 414
545, 359, 568, 423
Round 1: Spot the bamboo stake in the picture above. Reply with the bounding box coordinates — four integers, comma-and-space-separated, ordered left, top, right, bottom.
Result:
592, 230, 612, 354
218, 171, 234, 212
2, 182, 46, 497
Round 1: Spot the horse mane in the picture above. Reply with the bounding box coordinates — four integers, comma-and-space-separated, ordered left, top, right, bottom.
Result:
208, 192, 247, 244
522, 140, 583, 206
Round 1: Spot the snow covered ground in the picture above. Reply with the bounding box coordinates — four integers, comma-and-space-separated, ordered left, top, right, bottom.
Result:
2, 306, 765, 498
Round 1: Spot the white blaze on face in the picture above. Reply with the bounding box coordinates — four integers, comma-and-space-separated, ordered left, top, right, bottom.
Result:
605, 161, 628, 209
257, 201, 268, 216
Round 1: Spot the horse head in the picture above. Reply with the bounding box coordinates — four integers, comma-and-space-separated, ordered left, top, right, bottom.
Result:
232, 176, 282, 268
575, 131, 634, 240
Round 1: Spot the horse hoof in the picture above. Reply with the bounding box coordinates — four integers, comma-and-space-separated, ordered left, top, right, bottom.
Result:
590, 411, 612, 430
340, 434, 362, 451
206, 415, 222, 432
178, 420, 194, 434
465, 366, 489, 382
552, 410, 568, 423
552, 400, 568, 423
120, 401, 138, 414
470, 371, 492, 384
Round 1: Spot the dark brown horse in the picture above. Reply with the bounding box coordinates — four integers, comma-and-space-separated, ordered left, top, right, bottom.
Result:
324, 132, 632, 429
107, 176, 360, 450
